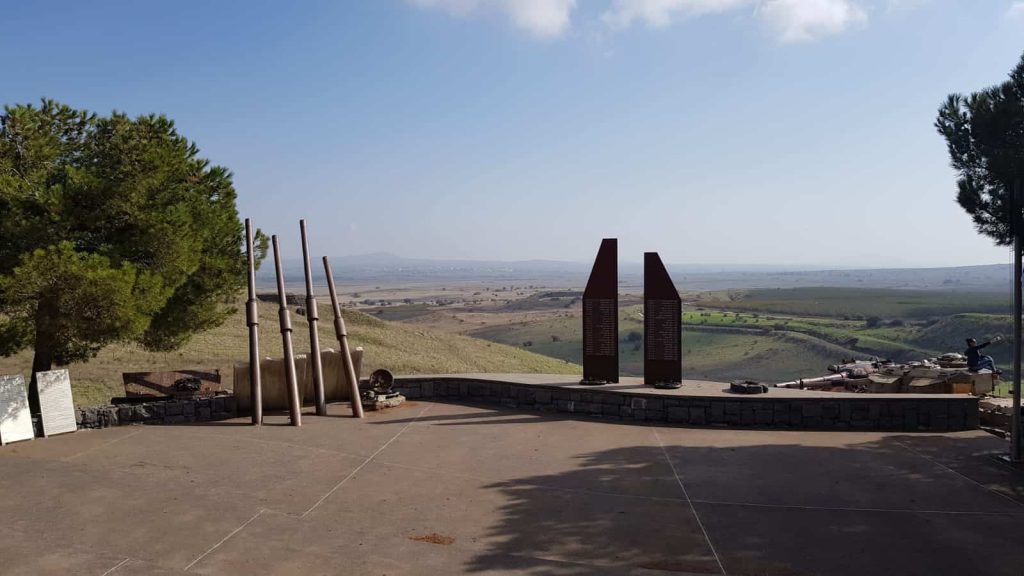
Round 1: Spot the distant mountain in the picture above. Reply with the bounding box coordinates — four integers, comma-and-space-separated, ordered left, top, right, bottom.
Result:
255, 253, 1011, 293
256, 254, 594, 288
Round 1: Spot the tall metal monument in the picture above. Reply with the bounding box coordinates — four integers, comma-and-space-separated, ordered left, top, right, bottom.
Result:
272, 235, 302, 426
299, 220, 327, 416
581, 239, 618, 384
244, 218, 263, 425
644, 252, 682, 388
323, 256, 366, 419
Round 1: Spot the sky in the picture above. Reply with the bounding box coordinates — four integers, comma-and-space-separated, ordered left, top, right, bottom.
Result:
3, 1, 1024, 268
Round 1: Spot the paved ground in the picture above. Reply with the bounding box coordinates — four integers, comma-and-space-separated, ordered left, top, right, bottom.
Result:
2, 400, 1024, 576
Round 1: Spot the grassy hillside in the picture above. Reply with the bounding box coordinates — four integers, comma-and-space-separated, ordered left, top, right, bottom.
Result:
0, 299, 579, 407
913, 314, 1012, 355
468, 307, 861, 383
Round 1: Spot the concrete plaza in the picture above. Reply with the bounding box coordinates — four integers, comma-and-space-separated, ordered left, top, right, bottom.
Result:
2, 400, 1023, 575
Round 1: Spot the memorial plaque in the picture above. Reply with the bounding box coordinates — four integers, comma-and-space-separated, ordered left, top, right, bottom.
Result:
581, 239, 618, 384
37, 369, 77, 437
644, 252, 682, 386
0, 374, 34, 446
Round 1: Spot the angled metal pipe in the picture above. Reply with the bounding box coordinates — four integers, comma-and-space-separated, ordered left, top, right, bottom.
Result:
272, 235, 302, 426
323, 256, 364, 418
245, 218, 263, 425
300, 220, 327, 416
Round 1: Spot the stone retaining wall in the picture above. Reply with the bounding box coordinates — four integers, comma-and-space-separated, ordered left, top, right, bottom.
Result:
76, 395, 237, 429
394, 377, 979, 432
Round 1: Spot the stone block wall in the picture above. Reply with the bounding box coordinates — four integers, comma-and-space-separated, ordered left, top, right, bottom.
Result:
394, 377, 978, 432
76, 395, 237, 429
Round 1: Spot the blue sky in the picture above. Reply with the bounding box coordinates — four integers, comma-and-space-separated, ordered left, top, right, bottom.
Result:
3, 0, 1024, 267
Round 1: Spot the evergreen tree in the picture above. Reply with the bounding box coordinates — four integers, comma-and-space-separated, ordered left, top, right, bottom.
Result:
936, 51, 1024, 244
0, 99, 266, 410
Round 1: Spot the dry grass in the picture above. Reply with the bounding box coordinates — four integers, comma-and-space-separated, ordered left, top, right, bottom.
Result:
0, 298, 579, 407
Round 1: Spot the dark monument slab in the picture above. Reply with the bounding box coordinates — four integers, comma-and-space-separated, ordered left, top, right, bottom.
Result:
122, 369, 222, 399
581, 239, 618, 384
644, 252, 682, 388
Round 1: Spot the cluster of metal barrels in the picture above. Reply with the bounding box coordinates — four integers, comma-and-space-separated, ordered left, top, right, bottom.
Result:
244, 218, 364, 426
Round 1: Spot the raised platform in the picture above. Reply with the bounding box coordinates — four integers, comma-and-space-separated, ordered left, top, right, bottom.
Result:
393, 374, 979, 432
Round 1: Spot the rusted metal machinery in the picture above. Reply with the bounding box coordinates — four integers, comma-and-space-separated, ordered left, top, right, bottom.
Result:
300, 220, 327, 416
272, 235, 302, 426
244, 219, 263, 425
323, 256, 364, 418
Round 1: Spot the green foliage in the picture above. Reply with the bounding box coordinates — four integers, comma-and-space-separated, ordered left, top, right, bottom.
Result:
935, 51, 1024, 245
0, 242, 164, 364
0, 99, 266, 376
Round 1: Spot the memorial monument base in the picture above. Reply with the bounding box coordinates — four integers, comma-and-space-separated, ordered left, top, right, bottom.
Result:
390, 374, 980, 432
651, 381, 683, 390
579, 378, 615, 386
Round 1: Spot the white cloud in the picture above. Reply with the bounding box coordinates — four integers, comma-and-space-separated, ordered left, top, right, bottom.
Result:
758, 0, 868, 42
601, 0, 867, 41
886, 0, 928, 13
409, 0, 577, 38
412, 0, 871, 42
1008, 1, 1024, 19
601, 0, 754, 28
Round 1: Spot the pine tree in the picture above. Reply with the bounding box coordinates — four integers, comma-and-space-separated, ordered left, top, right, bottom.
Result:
936, 51, 1024, 244
0, 99, 267, 410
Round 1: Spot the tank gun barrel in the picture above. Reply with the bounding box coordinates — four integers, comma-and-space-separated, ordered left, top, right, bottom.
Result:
775, 373, 847, 389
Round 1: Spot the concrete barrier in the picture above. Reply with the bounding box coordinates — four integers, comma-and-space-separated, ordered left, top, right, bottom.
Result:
234, 347, 363, 412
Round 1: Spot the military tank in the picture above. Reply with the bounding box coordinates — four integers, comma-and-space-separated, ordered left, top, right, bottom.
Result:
775, 354, 997, 395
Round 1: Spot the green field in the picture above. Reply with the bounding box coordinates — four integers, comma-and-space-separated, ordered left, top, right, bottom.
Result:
0, 299, 579, 407
682, 309, 931, 359
696, 287, 1011, 319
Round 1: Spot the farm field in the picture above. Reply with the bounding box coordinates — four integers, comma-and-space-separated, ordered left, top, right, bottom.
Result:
694, 287, 1011, 318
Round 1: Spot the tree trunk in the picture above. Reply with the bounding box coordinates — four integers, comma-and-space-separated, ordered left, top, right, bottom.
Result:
28, 297, 57, 414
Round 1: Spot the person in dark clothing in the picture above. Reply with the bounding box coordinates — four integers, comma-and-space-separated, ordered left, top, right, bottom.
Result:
965, 337, 1002, 373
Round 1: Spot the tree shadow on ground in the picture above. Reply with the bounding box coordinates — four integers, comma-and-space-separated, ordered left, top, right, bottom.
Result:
464, 431, 1024, 576
375, 410, 571, 427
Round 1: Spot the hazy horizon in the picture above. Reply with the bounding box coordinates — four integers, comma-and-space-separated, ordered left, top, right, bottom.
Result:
5, 1, 1024, 268
286, 250, 1013, 271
